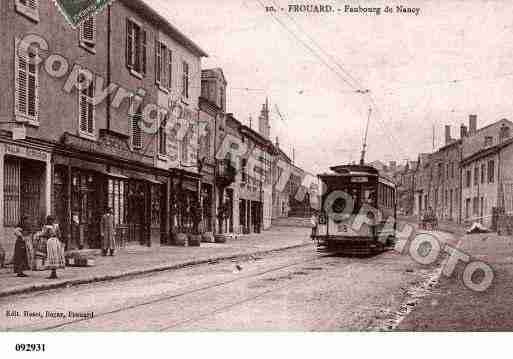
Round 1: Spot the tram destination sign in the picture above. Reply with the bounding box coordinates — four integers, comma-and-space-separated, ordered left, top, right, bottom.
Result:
351, 176, 369, 183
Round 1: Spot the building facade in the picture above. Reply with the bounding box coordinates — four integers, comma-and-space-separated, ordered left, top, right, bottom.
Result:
0, 0, 208, 256
460, 118, 513, 228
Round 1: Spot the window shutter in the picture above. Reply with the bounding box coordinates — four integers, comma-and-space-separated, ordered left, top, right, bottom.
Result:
131, 98, 142, 149
79, 87, 88, 133
81, 16, 96, 46
27, 0, 37, 10
168, 50, 173, 89
155, 39, 161, 84
15, 38, 38, 122
161, 44, 167, 88
15, 39, 28, 117
141, 30, 147, 76
78, 70, 94, 135
126, 19, 133, 69
27, 50, 38, 120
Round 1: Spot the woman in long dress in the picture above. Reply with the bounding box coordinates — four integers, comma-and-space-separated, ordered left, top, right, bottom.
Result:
13, 218, 29, 277
43, 216, 65, 279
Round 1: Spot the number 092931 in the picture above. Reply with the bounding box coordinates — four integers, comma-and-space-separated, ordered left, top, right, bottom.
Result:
15, 344, 46, 352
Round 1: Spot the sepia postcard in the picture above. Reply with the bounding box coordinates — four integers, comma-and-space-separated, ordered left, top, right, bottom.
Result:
0, 0, 512, 356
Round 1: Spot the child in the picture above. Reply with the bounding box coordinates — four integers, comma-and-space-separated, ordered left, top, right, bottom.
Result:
43, 216, 65, 279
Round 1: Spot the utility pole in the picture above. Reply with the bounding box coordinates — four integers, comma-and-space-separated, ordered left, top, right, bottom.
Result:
360, 107, 372, 165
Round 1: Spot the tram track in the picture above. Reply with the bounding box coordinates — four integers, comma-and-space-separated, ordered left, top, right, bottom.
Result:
158, 258, 356, 331
30, 252, 347, 331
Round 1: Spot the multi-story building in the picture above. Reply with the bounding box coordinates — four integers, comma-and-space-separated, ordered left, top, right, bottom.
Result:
461, 117, 513, 228
199, 68, 228, 234
0, 0, 207, 256
413, 153, 432, 218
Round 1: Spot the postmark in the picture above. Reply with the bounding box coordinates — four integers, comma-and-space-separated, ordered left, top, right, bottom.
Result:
52, 0, 114, 28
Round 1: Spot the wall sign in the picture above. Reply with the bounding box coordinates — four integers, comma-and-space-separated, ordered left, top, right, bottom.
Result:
4, 143, 49, 161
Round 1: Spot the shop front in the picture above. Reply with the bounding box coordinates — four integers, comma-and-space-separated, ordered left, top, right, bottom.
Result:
0, 139, 52, 257
53, 132, 169, 250
171, 170, 201, 234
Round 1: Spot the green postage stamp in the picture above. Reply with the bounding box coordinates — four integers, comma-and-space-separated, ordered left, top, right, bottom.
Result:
53, 0, 114, 28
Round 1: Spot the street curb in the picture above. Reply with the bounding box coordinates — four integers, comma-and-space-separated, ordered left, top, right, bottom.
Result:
0, 242, 311, 298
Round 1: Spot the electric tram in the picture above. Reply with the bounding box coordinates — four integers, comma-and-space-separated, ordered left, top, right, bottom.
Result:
312, 164, 397, 255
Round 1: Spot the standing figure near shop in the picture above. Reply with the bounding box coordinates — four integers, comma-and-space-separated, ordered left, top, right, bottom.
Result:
13, 217, 30, 277
101, 207, 116, 257
44, 216, 65, 279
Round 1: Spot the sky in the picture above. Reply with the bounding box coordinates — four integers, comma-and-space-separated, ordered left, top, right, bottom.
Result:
145, 0, 513, 174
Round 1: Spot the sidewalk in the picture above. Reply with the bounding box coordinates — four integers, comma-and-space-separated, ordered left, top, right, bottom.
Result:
0, 226, 311, 298
398, 230, 513, 331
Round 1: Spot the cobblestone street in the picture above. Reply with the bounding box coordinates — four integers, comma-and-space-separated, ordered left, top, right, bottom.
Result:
1, 225, 446, 331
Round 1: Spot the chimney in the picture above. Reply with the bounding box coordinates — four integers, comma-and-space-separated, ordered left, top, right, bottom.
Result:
275, 136, 280, 148
460, 124, 468, 138
469, 114, 477, 135
445, 125, 451, 144
389, 161, 396, 170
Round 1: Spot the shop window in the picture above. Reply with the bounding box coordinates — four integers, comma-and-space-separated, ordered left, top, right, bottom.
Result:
79, 15, 96, 52
15, 38, 39, 125
4, 160, 21, 226
126, 18, 147, 77
108, 178, 128, 226
151, 185, 161, 226
4, 158, 43, 229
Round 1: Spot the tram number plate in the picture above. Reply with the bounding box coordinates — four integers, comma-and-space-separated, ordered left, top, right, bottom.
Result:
337, 224, 349, 233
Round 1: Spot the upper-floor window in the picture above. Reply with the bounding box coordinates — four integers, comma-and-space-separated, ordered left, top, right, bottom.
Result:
15, 0, 39, 22
155, 40, 168, 90
158, 114, 167, 156
465, 169, 471, 188
15, 38, 39, 125
446, 163, 450, 180
474, 166, 479, 186
484, 136, 493, 147
500, 126, 510, 142
182, 61, 189, 99
78, 70, 95, 138
126, 19, 147, 77
219, 86, 225, 110
167, 49, 173, 90
488, 160, 495, 183
79, 16, 96, 52
129, 97, 143, 149
481, 163, 486, 184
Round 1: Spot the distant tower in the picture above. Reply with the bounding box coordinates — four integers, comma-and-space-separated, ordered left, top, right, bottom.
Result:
258, 98, 271, 139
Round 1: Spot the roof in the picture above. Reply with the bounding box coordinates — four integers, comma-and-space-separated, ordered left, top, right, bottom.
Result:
202, 68, 227, 85
121, 0, 208, 58
461, 137, 513, 165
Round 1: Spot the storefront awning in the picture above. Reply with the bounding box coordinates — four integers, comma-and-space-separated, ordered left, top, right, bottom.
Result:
103, 171, 128, 180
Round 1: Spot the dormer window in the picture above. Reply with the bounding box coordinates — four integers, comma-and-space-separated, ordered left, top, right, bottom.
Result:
484, 136, 493, 147
500, 126, 510, 142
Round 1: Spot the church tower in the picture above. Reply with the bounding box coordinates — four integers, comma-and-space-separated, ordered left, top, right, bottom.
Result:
258, 98, 270, 139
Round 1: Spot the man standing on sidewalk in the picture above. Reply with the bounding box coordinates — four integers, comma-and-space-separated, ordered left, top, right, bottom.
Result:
101, 207, 116, 257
